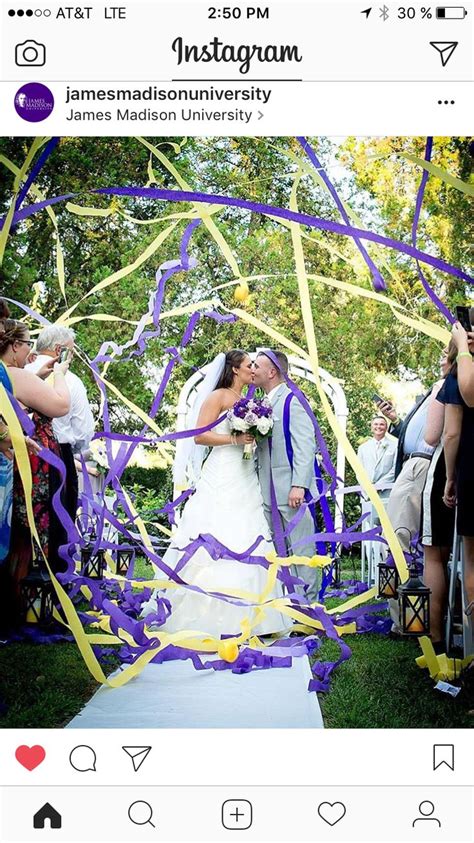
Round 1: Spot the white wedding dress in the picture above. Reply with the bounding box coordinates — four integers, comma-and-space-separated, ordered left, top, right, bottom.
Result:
141, 418, 290, 638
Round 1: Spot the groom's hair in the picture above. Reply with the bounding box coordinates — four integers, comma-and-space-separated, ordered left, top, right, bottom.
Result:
259, 349, 289, 378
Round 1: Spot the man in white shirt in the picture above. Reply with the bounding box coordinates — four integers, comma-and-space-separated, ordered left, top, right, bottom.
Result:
357, 415, 398, 589
26, 326, 94, 523
357, 416, 397, 507
357, 416, 397, 528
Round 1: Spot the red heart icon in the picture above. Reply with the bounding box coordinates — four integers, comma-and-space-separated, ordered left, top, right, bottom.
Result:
15, 745, 46, 771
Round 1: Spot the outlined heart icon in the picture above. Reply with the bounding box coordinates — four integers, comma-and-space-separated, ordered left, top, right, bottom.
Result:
15, 745, 46, 771
317, 801, 346, 826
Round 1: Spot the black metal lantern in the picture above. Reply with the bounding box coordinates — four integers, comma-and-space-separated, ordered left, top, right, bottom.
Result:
80, 544, 106, 579
332, 556, 342, 587
398, 562, 431, 636
377, 559, 400, 599
20, 565, 54, 626
116, 546, 134, 576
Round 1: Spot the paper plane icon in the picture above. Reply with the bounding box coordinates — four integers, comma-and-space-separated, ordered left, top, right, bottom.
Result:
361, 7, 372, 16
430, 41, 459, 67
122, 745, 152, 772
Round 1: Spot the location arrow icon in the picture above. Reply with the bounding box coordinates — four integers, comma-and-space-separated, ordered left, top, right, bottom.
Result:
430, 41, 459, 66
361, 8, 372, 16
122, 746, 152, 772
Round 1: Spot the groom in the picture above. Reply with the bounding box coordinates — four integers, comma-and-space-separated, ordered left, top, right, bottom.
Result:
252, 350, 320, 602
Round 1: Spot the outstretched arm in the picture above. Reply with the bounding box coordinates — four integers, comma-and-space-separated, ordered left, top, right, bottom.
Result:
9, 362, 70, 418
424, 379, 445, 446
451, 323, 474, 407
443, 403, 463, 508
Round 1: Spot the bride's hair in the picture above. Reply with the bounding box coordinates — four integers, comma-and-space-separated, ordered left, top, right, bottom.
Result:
215, 349, 248, 390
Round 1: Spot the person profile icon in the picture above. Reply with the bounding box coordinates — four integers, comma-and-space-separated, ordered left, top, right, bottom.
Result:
412, 801, 441, 828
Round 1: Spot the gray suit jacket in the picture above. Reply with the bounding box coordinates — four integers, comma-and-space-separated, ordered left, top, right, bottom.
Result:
257, 384, 317, 507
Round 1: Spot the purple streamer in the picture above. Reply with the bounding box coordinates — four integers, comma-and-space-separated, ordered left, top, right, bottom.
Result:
297, 136, 386, 291
1, 187, 472, 284
2, 161, 419, 692
14, 138, 60, 215
412, 137, 455, 323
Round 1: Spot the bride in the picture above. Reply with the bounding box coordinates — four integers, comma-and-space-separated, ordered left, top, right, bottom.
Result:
141, 349, 289, 638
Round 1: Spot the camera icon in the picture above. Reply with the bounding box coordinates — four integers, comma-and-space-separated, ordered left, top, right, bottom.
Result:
15, 40, 46, 67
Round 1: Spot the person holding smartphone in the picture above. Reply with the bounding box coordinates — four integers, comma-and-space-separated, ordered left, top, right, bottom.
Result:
26, 326, 95, 529
438, 318, 474, 633
0, 299, 70, 631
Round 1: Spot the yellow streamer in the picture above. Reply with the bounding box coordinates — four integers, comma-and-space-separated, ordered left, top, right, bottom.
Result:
56, 221, 179, 324
401, 153, 474, 197
0, 144, 67, 299
3, 139, 470, 694
136, 136, 242, 279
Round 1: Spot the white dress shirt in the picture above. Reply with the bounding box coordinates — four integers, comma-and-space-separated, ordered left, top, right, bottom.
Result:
26, 354, 95, 452
267, 383, 286, 404
403, 397, 434, 457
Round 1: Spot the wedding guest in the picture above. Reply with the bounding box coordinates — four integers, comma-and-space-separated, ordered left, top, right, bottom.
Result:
439, 319, 474, 630
0, 417, 40, 561
357, 416, 397, 511
379, 387, 437, 632
26, 325, 94, 524
381, 391, 435, 554
421, 344, 456, 650
75, 451, 104, 497
0, 299, 70, 627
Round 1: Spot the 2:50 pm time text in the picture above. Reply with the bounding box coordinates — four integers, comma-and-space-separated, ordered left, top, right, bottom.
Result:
208, 6, 270, 19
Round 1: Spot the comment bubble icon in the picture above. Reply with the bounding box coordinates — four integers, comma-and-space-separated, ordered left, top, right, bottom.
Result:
69, 745, 97, 772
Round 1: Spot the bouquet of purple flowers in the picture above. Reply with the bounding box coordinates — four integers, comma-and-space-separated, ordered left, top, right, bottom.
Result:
227, 396, 274, 459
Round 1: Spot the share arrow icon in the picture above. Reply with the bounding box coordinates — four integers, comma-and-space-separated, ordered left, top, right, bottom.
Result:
122, 745, 152, 772
361, 7, 372, 16
430, 41, 459, 66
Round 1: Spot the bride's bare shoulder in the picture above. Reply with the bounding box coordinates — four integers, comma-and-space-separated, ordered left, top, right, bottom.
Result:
200, 388, 233, 412
213, 388, 235, 407
201, 389, 225, 408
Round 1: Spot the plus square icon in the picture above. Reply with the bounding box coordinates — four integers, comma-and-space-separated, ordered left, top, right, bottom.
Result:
222, 799, 253, 830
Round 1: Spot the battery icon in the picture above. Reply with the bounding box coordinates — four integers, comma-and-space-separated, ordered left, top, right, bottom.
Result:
436, 6, 468, 17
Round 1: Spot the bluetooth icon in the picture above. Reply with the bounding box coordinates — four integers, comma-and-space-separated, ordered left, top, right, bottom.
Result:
379, 4, 390, 19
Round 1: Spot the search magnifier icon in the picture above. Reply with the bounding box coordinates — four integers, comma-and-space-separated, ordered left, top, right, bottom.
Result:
128, 800, 155, 828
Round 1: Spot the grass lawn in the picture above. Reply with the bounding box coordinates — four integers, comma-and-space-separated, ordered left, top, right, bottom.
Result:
1, 557, 472, 729
0, 641, 102, 728
315, 634, 474, 728
316, 559, 474, 728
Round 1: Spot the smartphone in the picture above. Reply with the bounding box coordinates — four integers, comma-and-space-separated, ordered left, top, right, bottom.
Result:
2, 3, 473, 842
372, 393, 391, 408
456, 305, 472, 332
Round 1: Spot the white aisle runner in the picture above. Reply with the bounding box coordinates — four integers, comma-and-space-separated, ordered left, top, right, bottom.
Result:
67, 655, 323, 728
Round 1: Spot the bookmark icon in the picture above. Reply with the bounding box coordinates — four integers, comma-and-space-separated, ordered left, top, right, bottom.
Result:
433, 744, 454, 771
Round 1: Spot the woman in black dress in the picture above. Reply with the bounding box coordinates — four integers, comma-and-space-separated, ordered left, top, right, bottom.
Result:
439, 321, 474, 634
422, 345, 456, 648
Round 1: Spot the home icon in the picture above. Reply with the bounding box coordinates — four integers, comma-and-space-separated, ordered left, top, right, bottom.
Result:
33, 802, 62, 829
